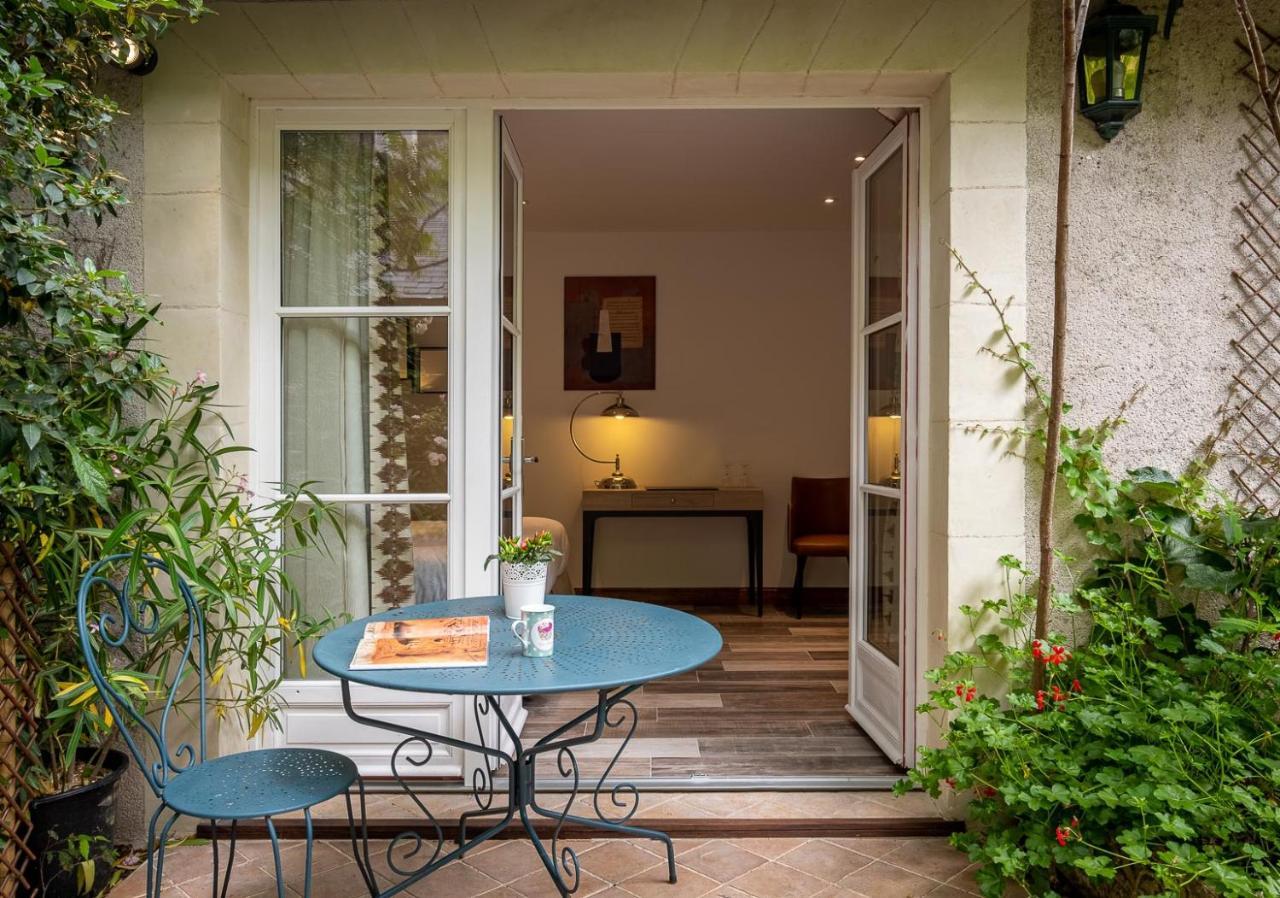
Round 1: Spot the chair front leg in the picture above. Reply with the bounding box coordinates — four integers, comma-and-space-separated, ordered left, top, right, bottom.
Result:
151, 809, 182, 898
210, 819, 238, 898
345, 779, 378, 898
303, 808, 315, 898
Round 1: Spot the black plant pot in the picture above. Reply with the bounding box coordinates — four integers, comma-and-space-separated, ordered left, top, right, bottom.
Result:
29, 749, 129, 898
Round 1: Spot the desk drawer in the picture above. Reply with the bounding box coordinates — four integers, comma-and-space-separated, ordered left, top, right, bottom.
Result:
631, 492, 715, 509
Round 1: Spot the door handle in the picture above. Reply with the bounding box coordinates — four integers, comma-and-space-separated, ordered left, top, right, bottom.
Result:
523, 455, 540, 464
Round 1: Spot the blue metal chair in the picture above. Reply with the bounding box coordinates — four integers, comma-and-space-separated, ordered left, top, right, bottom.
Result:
77, 554, 366, 898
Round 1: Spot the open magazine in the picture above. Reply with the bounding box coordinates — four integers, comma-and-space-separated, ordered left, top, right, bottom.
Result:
349, 616, 490, 670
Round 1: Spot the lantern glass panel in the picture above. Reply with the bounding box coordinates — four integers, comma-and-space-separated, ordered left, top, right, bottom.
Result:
1116, 28, 1144, 100
1081, 30, 1109, 106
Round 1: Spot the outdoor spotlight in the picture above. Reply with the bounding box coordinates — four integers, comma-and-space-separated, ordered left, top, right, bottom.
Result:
109, 36, 159, 76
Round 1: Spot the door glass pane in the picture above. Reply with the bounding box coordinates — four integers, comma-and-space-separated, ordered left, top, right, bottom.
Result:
282, 316, 447, 493
865, 146, 903, 325
281, 130, 449, 308
500, 157, 518, 324
864, 494, 899, 664
500, 327, 515, 489
284, 502, 447, 678
865, 324, 901, 487
501, 496, 516, 540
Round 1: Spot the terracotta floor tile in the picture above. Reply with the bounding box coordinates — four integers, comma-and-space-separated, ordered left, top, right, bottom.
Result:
179, 860, 283, 898
726, 839, 808, 860
579, 840, 669, 883
882, 839, 970, 882
811, 884, 873, 898
941, 863, 983, 895
923, 887, 973, 898
726, 861, 828, 898
678, 841, 768, 882
400, 858, 504, 898
464, 839, 547, 883
301, 861, 382, 898
619, 863, 719, 898
775, 841, 870, 883
838, 861, 939, 898
505, 866, 609, 898
821, 838, 905, 860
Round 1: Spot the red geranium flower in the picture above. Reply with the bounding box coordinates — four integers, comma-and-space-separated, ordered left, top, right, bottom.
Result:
1055, 826, 1070, 847
1036, 690, 1046, 711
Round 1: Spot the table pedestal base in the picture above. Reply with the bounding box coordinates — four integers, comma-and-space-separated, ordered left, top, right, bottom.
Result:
341, 682, 675, 898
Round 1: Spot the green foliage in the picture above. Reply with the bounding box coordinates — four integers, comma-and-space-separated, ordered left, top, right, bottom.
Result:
0, 0, 340, 799
901, 257, 1280, 898
484, 530, 562, 569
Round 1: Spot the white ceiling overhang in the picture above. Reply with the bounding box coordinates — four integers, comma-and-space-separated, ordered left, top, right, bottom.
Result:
160, 0, 1026, 100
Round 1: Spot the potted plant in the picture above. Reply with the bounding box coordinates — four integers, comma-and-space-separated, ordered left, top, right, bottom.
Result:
1, 3, 340, 895
485, 532, 562, 619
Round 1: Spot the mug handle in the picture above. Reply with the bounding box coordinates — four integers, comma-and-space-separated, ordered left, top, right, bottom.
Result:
511, 619, 528, 647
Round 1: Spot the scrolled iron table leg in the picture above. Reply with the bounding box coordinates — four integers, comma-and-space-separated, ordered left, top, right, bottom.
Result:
339, 680, 677, 898
525, 687, 677, 884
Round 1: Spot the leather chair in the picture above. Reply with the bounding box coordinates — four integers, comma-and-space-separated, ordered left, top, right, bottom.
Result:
787, 476, 850, 619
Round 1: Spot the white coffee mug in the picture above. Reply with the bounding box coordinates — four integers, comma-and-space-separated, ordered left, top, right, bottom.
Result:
511, 604, 555, 657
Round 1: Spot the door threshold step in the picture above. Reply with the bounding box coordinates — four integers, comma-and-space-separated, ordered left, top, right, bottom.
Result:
197, 816, 960, 842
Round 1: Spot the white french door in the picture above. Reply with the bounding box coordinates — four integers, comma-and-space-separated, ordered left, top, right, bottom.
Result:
252, 107, 473, 776
494, 120, 527, 749
848, 114, 918, 767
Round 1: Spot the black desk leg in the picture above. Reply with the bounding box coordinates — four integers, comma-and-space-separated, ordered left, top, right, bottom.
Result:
744, 513, 756, 611
751, 511, 764, 616
582, 512, 597, 594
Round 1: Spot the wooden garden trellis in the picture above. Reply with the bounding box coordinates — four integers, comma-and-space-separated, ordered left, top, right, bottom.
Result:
0, 543, 39, 898
1233, 24, 1280, 512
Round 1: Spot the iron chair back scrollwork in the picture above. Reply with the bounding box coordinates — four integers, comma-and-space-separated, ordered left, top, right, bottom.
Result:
77, 554, 367, 898
77, 553, 208, 796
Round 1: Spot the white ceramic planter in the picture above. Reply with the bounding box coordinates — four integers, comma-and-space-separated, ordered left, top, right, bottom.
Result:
501, 561, 549, 619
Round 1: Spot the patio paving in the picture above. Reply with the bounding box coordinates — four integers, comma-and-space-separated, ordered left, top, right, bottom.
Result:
107, 834, 984, 898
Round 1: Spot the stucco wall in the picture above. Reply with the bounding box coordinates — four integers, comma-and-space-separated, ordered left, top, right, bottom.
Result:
1025, 0, 1250, 547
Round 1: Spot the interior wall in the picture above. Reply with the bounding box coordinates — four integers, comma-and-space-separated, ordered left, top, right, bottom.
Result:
521, 229, 851, 591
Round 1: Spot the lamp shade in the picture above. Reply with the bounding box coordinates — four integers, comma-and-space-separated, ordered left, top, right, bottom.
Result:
600, 396, 639, 419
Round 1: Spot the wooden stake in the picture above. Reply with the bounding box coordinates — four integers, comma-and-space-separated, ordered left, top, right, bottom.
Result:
1033, 0, 1089, 693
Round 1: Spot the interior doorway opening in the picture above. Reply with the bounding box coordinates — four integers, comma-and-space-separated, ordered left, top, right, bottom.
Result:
499, 107, 914, 785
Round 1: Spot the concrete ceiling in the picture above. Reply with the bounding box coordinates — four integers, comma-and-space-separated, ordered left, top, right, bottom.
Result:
162, 0, 1026, 99
503, 108, 891, 232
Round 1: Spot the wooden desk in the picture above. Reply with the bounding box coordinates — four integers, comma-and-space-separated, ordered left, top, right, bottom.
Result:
581, 488, 766, 616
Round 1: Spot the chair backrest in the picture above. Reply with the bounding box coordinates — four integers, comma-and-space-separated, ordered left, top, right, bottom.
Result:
77, 554, 207, 796
789, 477, 851, 539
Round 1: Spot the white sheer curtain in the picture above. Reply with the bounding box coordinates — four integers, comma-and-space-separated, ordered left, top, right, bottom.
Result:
281, 132, 377, 675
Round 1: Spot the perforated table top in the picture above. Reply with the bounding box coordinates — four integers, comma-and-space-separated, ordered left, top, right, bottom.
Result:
312, 595, 722, 696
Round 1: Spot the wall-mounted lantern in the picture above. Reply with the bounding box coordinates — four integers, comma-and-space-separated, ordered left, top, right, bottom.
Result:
1078, 2, 1158, 140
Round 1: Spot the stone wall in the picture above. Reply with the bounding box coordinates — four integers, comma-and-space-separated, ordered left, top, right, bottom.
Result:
1024, 0, 1253, 548
83, 69, 150, 844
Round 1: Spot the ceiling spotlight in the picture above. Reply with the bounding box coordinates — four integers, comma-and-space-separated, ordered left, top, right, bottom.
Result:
823, 197, 836, 205
108, 36, 159, 76
854, 155, 867, 163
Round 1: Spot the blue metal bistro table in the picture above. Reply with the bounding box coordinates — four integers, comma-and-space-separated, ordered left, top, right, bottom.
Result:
313, 595, 722, 898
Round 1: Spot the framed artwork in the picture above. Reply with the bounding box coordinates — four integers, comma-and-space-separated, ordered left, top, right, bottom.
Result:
563, 276, 655, 390
411, 347, 448, 394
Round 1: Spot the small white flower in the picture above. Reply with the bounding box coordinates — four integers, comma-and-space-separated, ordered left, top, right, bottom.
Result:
433, 436, 447, 447
194, 370, 208, 386
427, 451, 446, 467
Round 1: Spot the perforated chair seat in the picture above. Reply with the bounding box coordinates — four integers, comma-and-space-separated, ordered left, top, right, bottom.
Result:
162, 748, 358, 820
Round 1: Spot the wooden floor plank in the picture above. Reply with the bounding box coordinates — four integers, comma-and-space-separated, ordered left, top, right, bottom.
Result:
516, 590, 900, 779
